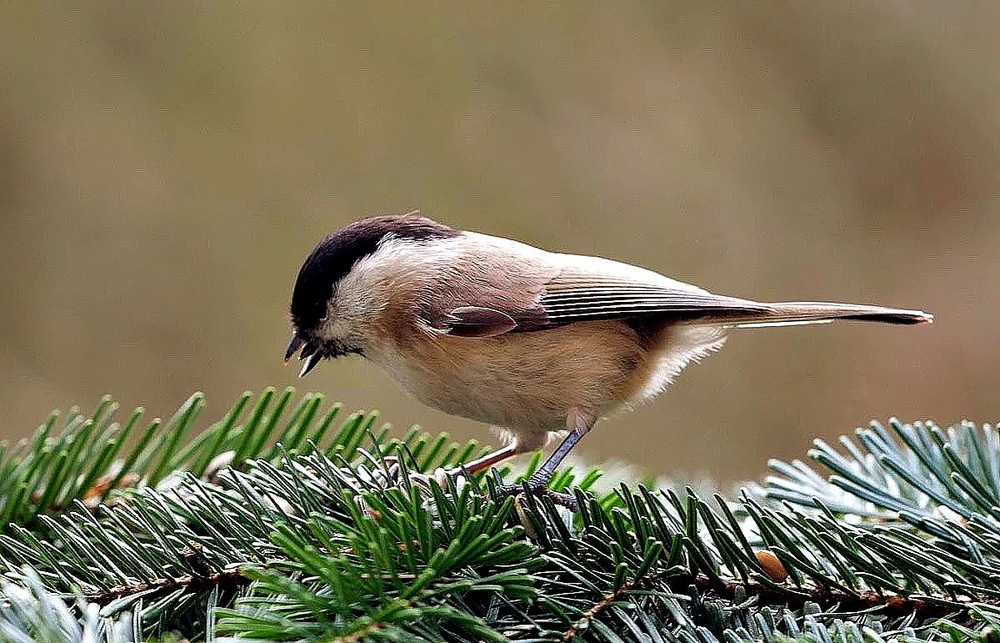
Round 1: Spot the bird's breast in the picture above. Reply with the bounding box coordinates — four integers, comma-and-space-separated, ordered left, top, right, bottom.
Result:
367, 320, 661, 432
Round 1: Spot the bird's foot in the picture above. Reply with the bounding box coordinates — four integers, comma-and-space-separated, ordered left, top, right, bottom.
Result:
360, 459, 578, 512
494, 474, 579, 511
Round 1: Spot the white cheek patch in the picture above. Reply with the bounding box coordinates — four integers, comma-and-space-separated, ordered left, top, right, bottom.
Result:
315, 235, 462, 346
317, 283, 375, 346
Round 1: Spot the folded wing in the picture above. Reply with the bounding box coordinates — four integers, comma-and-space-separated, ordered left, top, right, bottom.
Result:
430, 249, 931, 337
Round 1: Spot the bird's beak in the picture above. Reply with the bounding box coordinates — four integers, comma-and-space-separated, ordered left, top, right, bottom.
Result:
299, 351, 323, 378
284, 334, 305, 362
285, 333, 323, 377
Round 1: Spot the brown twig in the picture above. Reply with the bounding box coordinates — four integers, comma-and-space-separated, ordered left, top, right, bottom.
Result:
561, 569, 990, 641
561, 567, 675, 641
685, 574, 981, 619
94, 568, 251, 606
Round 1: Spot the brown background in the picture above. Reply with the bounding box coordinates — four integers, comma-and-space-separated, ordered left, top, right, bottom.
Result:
1, 3, 995, 482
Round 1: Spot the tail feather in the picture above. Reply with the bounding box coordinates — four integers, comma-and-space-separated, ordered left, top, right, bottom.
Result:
729, 302, 933, 329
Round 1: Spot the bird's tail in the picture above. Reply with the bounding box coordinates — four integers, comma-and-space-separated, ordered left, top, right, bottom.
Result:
730, 302, 933, 329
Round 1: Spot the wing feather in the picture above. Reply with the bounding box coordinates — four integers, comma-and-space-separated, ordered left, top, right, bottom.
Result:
428, 239, 772, 336
536, 262, 772, 324
425, 237, 929, 337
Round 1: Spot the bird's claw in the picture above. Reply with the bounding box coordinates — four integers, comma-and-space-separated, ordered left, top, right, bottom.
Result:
494, 475, 579, 511
357, 458, 579, 512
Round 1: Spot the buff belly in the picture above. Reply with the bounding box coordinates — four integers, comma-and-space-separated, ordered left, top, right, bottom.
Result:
370, 319, 726, 451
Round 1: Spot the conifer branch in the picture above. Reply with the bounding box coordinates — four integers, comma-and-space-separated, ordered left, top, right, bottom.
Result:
0, 390, 996, 641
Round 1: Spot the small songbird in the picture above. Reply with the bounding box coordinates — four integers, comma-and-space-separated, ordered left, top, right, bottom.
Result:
284, 213, 931, 503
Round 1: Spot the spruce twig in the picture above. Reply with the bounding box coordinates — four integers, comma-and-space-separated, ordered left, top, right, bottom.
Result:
0, 391, 996, 642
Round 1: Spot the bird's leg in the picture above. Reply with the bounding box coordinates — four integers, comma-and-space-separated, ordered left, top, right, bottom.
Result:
452, 443, 520, 476
496, 408, 595, 510
405, 441, 520, 494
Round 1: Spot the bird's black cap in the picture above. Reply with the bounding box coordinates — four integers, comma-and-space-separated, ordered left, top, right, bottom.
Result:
289, 213, 459, 333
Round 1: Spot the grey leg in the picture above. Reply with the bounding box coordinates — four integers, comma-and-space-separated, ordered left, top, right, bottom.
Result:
497, 408, 595, 509
524, 408, 595, 487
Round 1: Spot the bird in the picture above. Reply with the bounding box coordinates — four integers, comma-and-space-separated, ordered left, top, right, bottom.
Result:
284, 213, 931, 504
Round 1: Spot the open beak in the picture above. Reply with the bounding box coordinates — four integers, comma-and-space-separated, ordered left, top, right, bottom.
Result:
284, 335, 305, 362
285, 333, 324, 377
299, 351, 323, 378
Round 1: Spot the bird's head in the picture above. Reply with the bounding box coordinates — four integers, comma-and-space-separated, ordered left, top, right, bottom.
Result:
285, 213, 458, 376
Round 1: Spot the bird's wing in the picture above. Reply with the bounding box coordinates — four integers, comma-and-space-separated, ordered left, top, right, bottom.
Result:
533, 255, 771, 325
429, 245, 769, 337
537, 282, 769, 324
419, 233, 556, 337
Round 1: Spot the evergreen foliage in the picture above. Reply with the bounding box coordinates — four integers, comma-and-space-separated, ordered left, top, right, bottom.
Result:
0, 388, 997, 642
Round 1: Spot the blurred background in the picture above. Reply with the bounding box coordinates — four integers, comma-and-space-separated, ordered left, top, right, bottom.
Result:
1, 3, 996, 483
